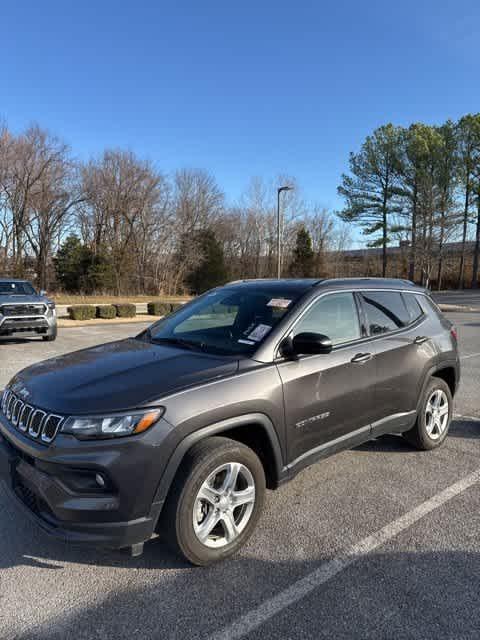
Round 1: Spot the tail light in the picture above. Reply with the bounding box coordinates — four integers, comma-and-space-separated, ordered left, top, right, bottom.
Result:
450, 326, 458, 342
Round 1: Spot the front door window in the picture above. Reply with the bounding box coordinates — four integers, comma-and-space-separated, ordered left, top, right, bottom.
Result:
293, 292, 361, 345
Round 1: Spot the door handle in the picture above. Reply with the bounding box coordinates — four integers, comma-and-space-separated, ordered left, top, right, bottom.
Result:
351, 352, 373, 364
414, 336, 429, 345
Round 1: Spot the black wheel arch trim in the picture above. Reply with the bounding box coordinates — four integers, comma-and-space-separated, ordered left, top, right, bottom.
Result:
416, 359, 459, 411
152, 413, 285, 514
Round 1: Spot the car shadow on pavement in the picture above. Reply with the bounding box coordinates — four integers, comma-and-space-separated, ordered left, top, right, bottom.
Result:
7, 550, 480, 640
355, 434, 413, 453
356, 418, 480, 452
0, 338, 41, 345
0, 489, 188, 571
448, 418, 480, 439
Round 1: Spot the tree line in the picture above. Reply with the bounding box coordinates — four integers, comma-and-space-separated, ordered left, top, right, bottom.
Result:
0, 123, 349, 294
1, 116, 479, 295
338, 115, 480, 288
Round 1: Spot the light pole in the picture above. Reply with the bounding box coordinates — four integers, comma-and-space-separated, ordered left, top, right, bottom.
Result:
276, 185, 293, 278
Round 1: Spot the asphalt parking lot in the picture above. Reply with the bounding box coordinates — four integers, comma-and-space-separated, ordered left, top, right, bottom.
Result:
0, 312, 479, 639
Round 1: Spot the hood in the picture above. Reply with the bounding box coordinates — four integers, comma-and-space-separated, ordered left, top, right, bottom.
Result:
0, 294, 50, 306
9, 338, 239, 415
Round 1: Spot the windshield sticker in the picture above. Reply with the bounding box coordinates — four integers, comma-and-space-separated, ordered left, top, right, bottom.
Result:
238, 338, 255, 345
267, 298, 291, 308
248, 324, 272, 341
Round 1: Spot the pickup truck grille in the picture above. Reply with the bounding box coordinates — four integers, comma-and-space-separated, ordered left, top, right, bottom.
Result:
1, 389, 63, 444
1, 304, 46, 317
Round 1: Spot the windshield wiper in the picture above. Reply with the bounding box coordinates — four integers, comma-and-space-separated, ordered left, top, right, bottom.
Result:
149, 336, 206, 352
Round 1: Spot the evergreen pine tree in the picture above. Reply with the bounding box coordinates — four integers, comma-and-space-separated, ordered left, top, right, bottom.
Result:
289, 226, 315, 277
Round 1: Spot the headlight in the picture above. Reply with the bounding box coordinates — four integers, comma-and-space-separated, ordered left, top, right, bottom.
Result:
61, 408, 164, 439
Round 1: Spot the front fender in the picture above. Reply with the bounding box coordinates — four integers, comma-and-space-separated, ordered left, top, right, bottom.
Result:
151, 412, 285, 512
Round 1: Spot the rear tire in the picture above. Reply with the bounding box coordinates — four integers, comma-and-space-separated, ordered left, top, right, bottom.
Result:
403, 377, 452, 450
161, 436, 266, 566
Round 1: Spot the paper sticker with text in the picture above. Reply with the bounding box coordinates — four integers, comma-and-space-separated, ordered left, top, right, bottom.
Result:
267, 298, 291, 308
248, 324, 272, 341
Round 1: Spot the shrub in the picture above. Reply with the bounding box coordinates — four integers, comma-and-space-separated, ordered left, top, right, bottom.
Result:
96, 305, 117, 319
114, 303, 136, 318
67, 305, 96, 321
147, 301, 171, 316
170, 303, 183, 312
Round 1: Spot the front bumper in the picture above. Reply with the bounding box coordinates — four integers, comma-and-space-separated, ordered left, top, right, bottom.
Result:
0, 309, 56, 336
0, 409, 175, 548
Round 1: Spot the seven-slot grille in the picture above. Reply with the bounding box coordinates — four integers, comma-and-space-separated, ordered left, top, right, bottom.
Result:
1, 304, 46, 317
1, 388, 63, 444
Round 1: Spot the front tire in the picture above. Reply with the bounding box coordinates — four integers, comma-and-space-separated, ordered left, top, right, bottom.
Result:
403, 377, 452, 450
161, 437, 266, 566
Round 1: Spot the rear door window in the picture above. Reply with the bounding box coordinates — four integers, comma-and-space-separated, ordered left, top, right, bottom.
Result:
361, 291, 410, 336
402, 293, 424, 323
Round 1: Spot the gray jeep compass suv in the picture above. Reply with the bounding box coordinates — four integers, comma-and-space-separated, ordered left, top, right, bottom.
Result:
0, 278, 57, 341
0, 278, 459, 565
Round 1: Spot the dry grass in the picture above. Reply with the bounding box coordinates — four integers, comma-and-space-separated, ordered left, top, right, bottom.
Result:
57, 313, 162, 328
53, 294, 191, 305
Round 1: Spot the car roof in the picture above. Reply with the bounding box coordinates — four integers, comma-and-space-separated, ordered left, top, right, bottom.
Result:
224, 278, 322, 296
224, 277, 425, 294
0, 278, 32, 283
315, 277, 425, 292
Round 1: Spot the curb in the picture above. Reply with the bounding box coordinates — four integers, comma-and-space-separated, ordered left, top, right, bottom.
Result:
438, 304, 480, 313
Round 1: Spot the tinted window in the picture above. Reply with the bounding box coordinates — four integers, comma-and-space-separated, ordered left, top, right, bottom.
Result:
361, 291, 409, 335
294, 292, 360, 345
402, 293, 424, 323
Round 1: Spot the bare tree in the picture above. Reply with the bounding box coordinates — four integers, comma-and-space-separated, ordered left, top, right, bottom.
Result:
81, 150, 171, 294
0, 125, 76, 283
168, 169, 225, 293
24, 145, 83, 289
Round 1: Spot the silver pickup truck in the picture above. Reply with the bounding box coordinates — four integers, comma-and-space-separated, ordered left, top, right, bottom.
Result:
0, 279, 57, 341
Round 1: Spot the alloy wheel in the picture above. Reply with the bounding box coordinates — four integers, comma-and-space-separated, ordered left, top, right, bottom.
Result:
193, 462, 256, 548
425, 388, 449, 440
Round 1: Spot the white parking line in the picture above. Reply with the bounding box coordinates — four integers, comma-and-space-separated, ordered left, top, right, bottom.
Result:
210, 469, 480, 640
461, 352, 480, 360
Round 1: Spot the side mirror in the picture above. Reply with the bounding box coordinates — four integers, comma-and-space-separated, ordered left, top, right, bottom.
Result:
292, 332, 333, 355
39, 290, 47, 296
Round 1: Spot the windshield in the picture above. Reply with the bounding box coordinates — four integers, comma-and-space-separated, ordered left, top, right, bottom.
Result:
0, 281, 36, 295
144, 287, 302, 355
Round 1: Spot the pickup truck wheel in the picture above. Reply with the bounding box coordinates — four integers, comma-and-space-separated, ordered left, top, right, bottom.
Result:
161, 436, 266, 566
403, 377, 452, 450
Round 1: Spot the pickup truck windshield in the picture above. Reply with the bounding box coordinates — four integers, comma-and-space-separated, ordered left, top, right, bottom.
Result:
144, 287, 302, 355
0, 282, 36, 295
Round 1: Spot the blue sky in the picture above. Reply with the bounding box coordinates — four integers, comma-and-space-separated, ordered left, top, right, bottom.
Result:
1, 0, 479, 217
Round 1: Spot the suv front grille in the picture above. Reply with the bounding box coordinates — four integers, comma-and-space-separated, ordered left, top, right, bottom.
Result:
1, 304, 46, 317
1, 389, 63, 444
